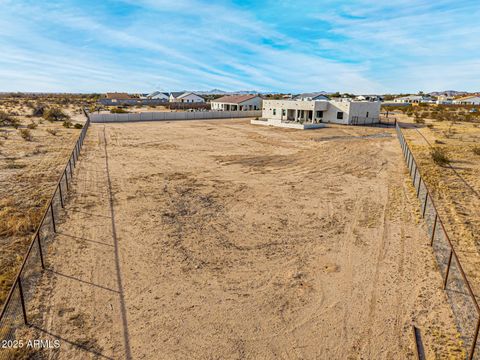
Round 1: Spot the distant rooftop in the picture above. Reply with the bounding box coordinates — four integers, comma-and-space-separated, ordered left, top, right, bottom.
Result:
211, 94, 260, 104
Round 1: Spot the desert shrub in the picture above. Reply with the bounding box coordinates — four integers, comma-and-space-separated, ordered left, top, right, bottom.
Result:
431, 147, 449, 166
435, 139, 445, 144
414, 117, 425, 124
43, 107, 69, 122
0, 111, 20, 128
46, 128, 58, 136
427, 124, 434, 129
110, 107, 128, 114
31, 105, 45, 117
19, 128, 32, 141
63, 120, 73, 128
473, 146, 480, 156
74, 123, 83, 129
27, 121, 37, 129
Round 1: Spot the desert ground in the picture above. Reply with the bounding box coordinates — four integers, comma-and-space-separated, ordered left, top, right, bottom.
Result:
397, 113, 480, 300
0, 95, 90, 306
23, 119, 464, 359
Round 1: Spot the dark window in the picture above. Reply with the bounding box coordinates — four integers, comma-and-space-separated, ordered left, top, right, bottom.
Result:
366, 112, 369, 117
337, 112, 344, 120
316, 111, 323, 118
273, 109, 276, 115
282, 109, 286, 116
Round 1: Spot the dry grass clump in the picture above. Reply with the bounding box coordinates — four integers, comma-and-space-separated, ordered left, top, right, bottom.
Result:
63, 120, 73, 128
473, 146, 480, 156
110, 107, 128, 113
46, 128, 58, 136
0, 111, 20, 128
431, 147, 450, 166
0, 198, 40, 237
27, 121, 37, 129
19, 128, 32, 141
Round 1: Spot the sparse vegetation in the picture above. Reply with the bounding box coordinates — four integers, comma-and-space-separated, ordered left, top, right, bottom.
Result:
46, 128, 58, 136
74, 123, 83, 129
0, 111, 20, 128
27, 121, 37, 129
110, 107, 128, 113
43, 107, 69, 122
63, 120, 73, 128
19, 128, 32, 141
31, 105, 45, 117
473, 146, 480, 156
431, 147, 450, 166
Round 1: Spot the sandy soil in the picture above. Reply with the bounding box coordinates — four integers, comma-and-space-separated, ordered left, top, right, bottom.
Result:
0, 109, 83, 305
27, 120, 462, 359
399, 115, 480, 299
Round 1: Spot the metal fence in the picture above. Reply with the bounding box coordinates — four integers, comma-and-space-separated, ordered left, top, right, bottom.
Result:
351, 116, 397, 127
396, 123, 480, 359
0, 112, 91, 359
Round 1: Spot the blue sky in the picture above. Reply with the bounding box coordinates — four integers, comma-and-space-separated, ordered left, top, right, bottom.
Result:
0, 0, 479, 93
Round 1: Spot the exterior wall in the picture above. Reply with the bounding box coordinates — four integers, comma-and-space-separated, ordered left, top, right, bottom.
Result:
453, 96, 480, 105
212, 97, 262, 111
262, 100, 380, 125
89, 110, 261, 123
151, 93, 169, 100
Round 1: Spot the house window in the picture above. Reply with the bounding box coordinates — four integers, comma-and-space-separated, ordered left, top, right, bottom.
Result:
366, 112, 369, 117
273, 109, 276, 115
316, 111, 323, 118
337, 112, 344, 120
282, 109, 286, 116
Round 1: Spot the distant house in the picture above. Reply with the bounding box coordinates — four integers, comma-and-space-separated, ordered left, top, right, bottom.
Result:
436, 95, 454, 105
355, 95, 384, 102
145, 91, 169, 101
169, 92, 205, 103
105, 92, 131, 101
211, 94, 262, 111
453, 95, 480, 105
293, 92, 329, 101
393, 95, 434, 104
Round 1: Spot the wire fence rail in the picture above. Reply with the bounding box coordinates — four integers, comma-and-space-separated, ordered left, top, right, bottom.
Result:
0, 112, 90, 359
396, 123, 480, 360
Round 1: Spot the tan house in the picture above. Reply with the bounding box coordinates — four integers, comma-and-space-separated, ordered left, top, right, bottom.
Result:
211, 94, 262, 111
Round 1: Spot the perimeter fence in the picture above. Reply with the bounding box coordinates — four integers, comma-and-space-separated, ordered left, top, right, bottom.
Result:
0, 112, 90, 360
396, 123, 480, 359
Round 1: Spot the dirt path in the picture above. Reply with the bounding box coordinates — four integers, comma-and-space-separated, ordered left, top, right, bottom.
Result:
28, 120, 460, 359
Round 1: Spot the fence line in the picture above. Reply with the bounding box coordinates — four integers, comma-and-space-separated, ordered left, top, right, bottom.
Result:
396, 123, 480, 359
0, 111, 91, 359
88, 110, 262, 123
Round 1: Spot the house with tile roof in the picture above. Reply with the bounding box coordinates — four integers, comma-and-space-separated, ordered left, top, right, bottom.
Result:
211, 94, 262, 111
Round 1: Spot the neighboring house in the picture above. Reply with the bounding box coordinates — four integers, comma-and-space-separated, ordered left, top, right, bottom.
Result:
105, 92, 131, 101
145, 91, 169, 101
211, 94, 262, 111
293, 92, 329, 101
262, 99, 381, 125
393, 95, 434, 104
453, 95, 480, 105
436, 95, 454, 105
169, 92, 205, 103
356, 95, 384, 101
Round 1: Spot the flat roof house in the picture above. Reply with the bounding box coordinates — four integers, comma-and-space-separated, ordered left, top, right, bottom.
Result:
393, 95, 434, 104
211, 94, 262, 111
453, 95, 480, 105
261, 99, 381, 126
169, 92, 205, 103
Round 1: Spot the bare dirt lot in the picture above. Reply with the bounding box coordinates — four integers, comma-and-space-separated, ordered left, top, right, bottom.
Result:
28, 119, 462, 359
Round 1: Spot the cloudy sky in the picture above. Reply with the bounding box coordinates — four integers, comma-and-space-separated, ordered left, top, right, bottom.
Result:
0, 0, 479, 93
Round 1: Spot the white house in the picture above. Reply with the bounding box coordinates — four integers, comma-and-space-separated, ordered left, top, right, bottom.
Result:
293, 92, 329, 101
436, 95, 454, 105
393, 95, 434, 104
169, 92, 205, 103
452, 95, 480, 105
211, 94, 262, 111
261, 99, 381, 125
146, 91, 169, 100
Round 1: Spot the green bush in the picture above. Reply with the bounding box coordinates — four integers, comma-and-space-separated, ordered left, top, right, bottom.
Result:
431, 147, 449, 166
43, 107, 69, 122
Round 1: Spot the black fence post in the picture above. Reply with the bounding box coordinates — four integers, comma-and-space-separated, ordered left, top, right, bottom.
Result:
58, 182, 64, 208
17, 279, 28, 325
430, 214, 437, 246
422, 192, 428, 217
50, 203, 56, 233
444, 250, 453, 289
37, 233, 45, 269
64, 169, 69, 191
416, 176, 422, 197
